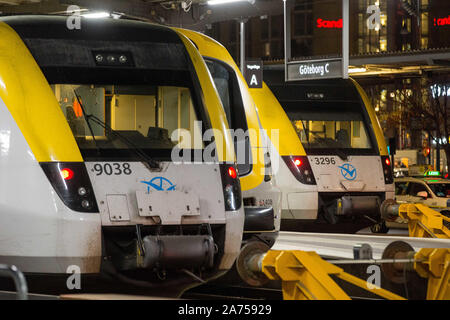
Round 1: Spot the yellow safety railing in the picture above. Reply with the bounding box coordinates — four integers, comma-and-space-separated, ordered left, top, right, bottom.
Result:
255, 248, 449, 300
398, 203, 450, 239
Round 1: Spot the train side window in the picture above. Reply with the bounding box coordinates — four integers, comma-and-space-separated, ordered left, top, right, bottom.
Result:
395, 181, 408, 195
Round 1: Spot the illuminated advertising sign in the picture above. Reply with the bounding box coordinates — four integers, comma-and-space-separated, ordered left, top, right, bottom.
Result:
287, 58, 343, 81
317, 18, 343, 29
434, 16, 450, 26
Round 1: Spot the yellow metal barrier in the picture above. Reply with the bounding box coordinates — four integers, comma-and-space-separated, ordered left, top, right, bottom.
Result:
381, 200, 450, 238
257, 248, 449, 300
398, 203, 450, 239
415, 248, 450, 300
261, 250, 405, 300
243, 202, 450, 300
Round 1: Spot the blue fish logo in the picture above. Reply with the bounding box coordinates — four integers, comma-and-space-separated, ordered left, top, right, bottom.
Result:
141, 177, 176, 192
338, 163, 357, 181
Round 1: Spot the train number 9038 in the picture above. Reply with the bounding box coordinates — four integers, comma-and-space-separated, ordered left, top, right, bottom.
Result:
93, 163, 132, 176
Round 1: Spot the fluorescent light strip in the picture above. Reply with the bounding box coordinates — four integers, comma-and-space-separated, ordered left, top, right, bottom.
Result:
207, 0, 248, 5
348, 67, 367, 74
82, 12, 111, 19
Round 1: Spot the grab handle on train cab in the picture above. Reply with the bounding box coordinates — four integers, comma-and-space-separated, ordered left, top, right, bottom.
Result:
0, 265, 28, 300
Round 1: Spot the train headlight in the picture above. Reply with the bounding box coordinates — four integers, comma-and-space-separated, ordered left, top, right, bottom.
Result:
81, 200, 91, 209
224, 185, 235, 209
40, 162, 99, 213
95, 54, 104, 63
78, 187, 87, 196
93, 51, 134, 67
107, 55, 116, 63
119, 55, 128, 63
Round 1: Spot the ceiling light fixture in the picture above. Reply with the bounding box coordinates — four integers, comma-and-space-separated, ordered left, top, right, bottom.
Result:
348, 67, 367, 74
82, 12, 111, 19
207, 0, 251, 6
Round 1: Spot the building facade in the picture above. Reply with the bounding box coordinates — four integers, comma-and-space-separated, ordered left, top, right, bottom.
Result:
205, 0, 450, 169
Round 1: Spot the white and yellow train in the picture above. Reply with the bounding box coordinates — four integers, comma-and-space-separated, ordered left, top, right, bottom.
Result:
251, 72, 394, 233
0, 15, 245, 294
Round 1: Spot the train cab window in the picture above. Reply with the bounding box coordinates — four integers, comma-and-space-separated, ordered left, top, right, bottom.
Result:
52, 84, 204, 160
284, 100, 376, 155
291, 119, 371, 150
205, 59, 251, 176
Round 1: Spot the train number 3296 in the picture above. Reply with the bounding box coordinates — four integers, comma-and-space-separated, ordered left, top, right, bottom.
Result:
313, 157, 336, 165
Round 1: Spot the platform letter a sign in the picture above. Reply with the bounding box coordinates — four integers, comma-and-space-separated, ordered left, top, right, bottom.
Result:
250, 74, 258, 86
245, 60, 263, 89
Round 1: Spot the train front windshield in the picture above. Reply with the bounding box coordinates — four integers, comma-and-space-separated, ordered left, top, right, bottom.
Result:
284, 102, 375, 154
51, 84, 204, 160
6, 19, 209, 161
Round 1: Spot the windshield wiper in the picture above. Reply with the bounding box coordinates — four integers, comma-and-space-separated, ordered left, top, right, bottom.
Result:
73, 89, 160, 169
302, 128, 348, 161
330, 147, 348, 161
300, 120, 310, 148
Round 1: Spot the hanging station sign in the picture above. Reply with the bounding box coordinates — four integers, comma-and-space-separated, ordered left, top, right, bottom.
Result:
286, 58, 343, 81
245, 59, 263, 88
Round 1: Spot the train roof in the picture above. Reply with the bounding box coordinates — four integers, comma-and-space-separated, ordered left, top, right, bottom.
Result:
0, 15, 180, 43
0, 15, 190, 73
264, 69, 355, 87
263, 70, 362, 103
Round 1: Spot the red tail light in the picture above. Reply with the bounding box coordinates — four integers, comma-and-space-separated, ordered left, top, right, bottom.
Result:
381, 156, 393, 184
60, 168, 74, 180
282, 156, 316, 185
41, 162, 98, 213
220, 164, 241, 211
228, 166, 237, 179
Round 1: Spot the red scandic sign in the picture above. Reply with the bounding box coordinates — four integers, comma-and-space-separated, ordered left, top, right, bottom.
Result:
434, 16, 450, 26
317, 18, 343, 29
